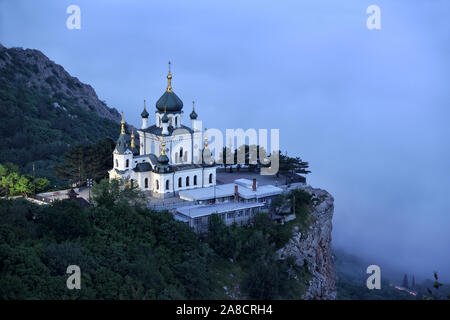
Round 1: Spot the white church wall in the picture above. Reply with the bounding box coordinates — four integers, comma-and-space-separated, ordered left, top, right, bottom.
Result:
152, 173, 174, 195
170, 134, 192, 164
173, 168, 204, 192
202, 167, 216, 187
113, 151, 133, 171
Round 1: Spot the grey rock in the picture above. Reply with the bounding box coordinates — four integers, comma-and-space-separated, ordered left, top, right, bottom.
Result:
277, 186, 337, 299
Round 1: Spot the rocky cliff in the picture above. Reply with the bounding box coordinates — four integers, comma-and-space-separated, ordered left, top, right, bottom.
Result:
0, 44, 121, 122
278, 186, 337, 299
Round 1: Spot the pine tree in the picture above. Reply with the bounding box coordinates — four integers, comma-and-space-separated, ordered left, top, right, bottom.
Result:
54, 139, 114, 186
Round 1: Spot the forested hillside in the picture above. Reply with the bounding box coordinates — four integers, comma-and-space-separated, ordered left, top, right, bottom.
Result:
0, 44, 124, 186
0, 181, 312, 299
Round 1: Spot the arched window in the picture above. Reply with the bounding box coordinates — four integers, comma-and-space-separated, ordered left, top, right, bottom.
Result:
156, 180, 159, 190
209, 173, 213, 184
194, 175, 197, 186
144, 178, 148, 188
115, 159, 118, 167
179, 147, 183, 159
186, 176, 190, 187
175, 117, 178, 127
126, 159, 129, 168
166, 180, 169, 190
178, 177, 182, 188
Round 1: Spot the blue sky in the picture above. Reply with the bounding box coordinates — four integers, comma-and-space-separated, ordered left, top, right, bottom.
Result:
1, 0, 450, 281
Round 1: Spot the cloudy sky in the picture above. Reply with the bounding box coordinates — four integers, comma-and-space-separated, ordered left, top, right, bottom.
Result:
1, 0, 449, 281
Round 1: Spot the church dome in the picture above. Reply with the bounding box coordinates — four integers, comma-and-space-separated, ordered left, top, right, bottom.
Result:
190, 108, 198, 120
156, 91, 183, 112
115, 113, 130, 154
115, 133, 130, 154
141, 107, 149, 118
158, 153, 169, 164
161, 112, 169, 123
156, 65, 183, 112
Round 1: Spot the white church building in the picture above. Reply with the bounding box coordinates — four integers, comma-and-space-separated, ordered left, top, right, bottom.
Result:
108, 64, 216, 198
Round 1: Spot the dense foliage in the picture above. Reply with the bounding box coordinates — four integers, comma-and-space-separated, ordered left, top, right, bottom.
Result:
0, 162, 49, 196
0, 180, 312, 300
0, 51, 120, 186
218, 145, 310, 177
54, 138, 115, 186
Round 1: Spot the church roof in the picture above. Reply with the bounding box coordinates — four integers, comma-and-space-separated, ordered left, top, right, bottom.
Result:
190, 108, 198, 120
141, 124, 194, 136
133, 162, 153, 172
115, 133, 130, 154
158, 153, 170, 164
190, 101, 198, 119
141, 106, 149, 118
156, 91, 183, 112
156, 64, 183, 112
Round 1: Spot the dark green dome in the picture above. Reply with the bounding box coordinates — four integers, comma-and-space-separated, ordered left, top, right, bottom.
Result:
190, 108, 198, 120
156, 91, 183, 112
158, 153, 169, 164
141, 107, 149, 118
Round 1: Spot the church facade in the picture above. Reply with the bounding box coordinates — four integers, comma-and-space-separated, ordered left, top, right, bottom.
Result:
108, 65, 216, 198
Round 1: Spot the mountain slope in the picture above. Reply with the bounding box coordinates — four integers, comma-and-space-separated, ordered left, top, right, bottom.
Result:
0, 44, 121, 122
0, 44, 124, 185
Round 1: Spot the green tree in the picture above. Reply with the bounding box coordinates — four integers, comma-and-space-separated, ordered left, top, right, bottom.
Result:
11, 175, 33, 196
242, 257, 280, 299
55, 145, 86, 186
55, 139, 114, 186
91, 178, 145, 209
33, 177, 50, 193
277, 151, 311, 179
0, 163, 47, 196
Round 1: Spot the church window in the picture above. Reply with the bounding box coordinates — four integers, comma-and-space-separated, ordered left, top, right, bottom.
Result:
194, 175, 197, 185
186, 176, 190, 187
166, 180, 170, 190
178, 177, 182, 188
126, 159, 129, 168
209, 173, 213, 184
179, 147, 183, 159
115, 159, 118, 167
156, 180, 159, 190
145, 178, 148, 188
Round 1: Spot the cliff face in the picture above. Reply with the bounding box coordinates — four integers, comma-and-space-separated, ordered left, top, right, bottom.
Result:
278, 186, 336, 299
0, 44, 121, 122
